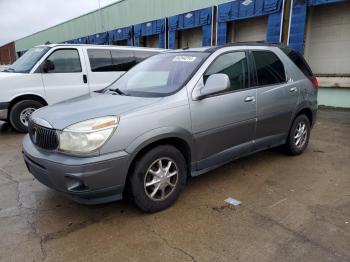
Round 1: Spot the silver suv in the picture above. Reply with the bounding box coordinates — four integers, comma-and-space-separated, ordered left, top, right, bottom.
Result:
23, 43, 318, 212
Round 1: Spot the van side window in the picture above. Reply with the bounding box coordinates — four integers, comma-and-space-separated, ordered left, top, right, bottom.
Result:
88, 49, 114, 72
88, 49, 138, 72
134, 51, 159, 63
45, 49, 82, 73
204, 52, 249, 91
252, 51, 286, 86
111, 50, 136, 71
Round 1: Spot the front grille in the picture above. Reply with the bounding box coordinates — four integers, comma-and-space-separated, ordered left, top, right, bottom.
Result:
28, 120, 59, 150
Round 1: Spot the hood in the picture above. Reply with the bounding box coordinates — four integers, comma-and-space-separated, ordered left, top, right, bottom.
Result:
0, 72, 27, 79
32, 92, 161, 130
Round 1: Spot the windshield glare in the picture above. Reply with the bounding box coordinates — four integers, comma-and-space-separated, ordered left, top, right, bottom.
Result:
9, 47, 50, 73
107, 52, 209, 97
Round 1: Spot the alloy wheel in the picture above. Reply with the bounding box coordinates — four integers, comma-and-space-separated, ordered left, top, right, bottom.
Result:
144, 158, 179, 201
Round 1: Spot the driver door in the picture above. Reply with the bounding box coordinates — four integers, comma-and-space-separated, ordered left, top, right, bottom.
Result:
40, 48, 89, 105
190, 51, 257, 170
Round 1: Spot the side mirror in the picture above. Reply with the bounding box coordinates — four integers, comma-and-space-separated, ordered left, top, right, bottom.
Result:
42, 60, 55, 73
196, 74, 230, 100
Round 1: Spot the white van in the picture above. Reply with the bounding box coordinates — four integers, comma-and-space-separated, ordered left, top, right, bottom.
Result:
0, 44, 163, 132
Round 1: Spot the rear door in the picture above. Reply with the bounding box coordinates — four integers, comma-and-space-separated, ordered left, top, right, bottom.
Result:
41, 48, 89, 105
252, 49, 299, 150
190, 51, 257, 169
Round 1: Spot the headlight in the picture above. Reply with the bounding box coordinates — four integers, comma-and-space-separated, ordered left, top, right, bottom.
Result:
58, 116, 119, 154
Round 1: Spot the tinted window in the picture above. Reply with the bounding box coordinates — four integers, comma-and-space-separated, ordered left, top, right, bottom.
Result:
252, 51, 286, 86
45, 49, 81, 73
88, 49, 114, 72
204, 52, 249, 91
134, 51, 159, 63
280, 47, 313, 78
111, 50, 136, 71
88, 49, 153, 72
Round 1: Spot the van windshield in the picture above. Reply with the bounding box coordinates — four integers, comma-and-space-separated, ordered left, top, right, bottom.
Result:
7, 46, 50, 73
107, 52, 210, 97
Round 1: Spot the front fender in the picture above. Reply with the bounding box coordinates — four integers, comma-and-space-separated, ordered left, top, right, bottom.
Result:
125, 126, 194, 163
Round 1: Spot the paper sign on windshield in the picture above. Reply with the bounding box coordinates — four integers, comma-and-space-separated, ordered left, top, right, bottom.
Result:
172, 56, 197, 62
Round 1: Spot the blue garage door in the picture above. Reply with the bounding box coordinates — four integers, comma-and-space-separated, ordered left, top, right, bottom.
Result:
88, 32, 108, 45
134, 19, 166, 48
168, 7, 213, 49
217, 0, 284, 46
108, 26, 133, 46
288, 0, 347, 54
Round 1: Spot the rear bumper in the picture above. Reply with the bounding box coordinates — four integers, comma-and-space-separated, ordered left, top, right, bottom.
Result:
22, 135, 130, 205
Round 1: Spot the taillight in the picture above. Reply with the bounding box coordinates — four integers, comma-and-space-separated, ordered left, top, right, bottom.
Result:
309, 76, 318, 91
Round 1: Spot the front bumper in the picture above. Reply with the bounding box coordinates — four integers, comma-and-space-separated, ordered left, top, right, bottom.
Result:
0, 102, 9, 120
22, 135, 130, 205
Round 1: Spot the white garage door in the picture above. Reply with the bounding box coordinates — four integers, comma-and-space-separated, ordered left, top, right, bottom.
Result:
304, 2, 350, 75
177, 27, 203, 48
228, 16, 268, 43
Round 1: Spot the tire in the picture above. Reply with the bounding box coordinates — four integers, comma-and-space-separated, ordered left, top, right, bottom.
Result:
129, 145, 187, 213
286, 114, 311, 155
9, 100, 43, 133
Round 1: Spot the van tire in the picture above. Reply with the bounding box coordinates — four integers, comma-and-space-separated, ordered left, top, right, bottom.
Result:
9, 100, 43, 133
129, 145, 187, 213
286, 114, 311, 155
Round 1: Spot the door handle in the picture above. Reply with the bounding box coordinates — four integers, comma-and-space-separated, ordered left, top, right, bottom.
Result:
244, 96, 256, 103
83, 74, 88, 84
289, 87, 297, 92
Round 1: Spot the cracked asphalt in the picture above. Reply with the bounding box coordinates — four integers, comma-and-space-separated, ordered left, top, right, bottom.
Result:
0, 108, 349, 262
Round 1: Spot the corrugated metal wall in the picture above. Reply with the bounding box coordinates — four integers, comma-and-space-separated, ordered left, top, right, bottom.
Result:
15, 0, 231, 52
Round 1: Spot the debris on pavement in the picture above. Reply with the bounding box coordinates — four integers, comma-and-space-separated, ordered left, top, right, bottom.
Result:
224, 197, 242, 206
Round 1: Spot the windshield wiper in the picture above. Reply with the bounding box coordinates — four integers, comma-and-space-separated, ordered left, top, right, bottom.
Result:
105, 88, 128, 96
2, 67, 15, 73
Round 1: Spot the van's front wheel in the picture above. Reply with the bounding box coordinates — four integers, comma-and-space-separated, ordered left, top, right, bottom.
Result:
9, 100, 43, 133
129, 145, 187, 213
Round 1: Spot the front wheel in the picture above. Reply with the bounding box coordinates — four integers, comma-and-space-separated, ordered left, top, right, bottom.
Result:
129, 145, 187, 213
286, 114, 311, 155
9, 100, 44, 133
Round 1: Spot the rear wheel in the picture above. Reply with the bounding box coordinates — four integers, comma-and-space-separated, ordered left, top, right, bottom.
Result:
129, 145, 187, 213
286, 114, 311, 155
9, 100, 43, 133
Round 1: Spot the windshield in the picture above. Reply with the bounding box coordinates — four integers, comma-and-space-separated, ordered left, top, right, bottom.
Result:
8, 46, 50, 73
106, 52, 210, 97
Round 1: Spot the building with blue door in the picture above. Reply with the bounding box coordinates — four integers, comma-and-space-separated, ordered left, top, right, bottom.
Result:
168, 7, 213, 49
134, 19, 166, 48
288, 0, 350, 107
1, 0, 349, 107
108, 26, 133, 46
217, 0, 285, 45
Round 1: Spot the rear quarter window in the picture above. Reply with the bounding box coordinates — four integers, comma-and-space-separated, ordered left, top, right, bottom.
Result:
280, 47, 314, 78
